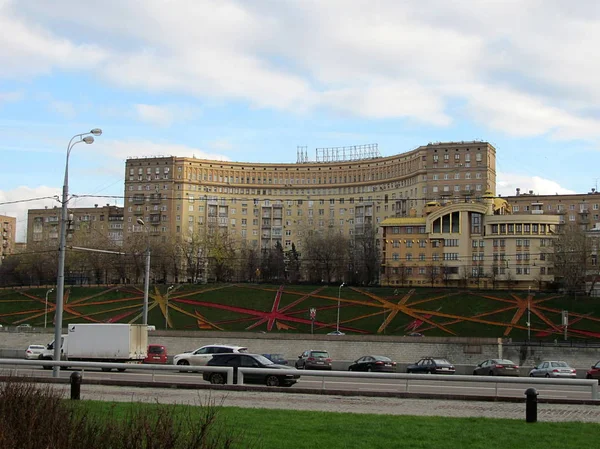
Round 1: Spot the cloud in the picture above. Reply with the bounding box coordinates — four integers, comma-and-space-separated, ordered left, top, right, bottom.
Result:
48, 100, 76, 119
98, 139, 231, 161
2, 0, 600, 142
0, 91, 23, 104
134, 103, 198, 127
497, 173, 578, 197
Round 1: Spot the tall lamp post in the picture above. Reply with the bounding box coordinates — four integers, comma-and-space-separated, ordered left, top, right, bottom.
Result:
165, 285, 174, 330
54, 128, 102, 378
527, 286, 531, 341
44, 288, 54, 329
137, 218, 150, 325
336, 282, 345, 333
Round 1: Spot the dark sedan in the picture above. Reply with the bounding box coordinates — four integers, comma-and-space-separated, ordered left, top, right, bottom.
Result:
586, 361, 600, 381
473, 359, 520, 376
406, 357, 455, 374
203, 353, 299, 387
262, 353, 288, 365
348, 355, 396, 372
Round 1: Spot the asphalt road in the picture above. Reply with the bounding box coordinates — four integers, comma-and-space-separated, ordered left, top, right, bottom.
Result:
3, 364, 597, 401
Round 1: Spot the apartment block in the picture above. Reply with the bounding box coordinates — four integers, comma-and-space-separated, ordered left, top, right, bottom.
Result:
506, 188, 600, 230
27, 204, 124, 248
123, 141, 497, 252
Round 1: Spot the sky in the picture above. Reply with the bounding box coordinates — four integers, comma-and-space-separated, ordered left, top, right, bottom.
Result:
0, 0, 599, 242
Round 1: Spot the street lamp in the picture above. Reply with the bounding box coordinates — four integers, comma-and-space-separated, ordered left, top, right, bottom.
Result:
165, 285, 174, 330
54, 128, 102, 378
336, 282, 345, 333
527, 286, 531, 341
44, 288, 54, 329
137, 218, 150, 326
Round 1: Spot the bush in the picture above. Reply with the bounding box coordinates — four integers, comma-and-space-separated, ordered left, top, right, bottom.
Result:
0, 379, 254, 449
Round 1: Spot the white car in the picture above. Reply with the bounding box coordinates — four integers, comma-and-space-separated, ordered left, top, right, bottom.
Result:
25, 344, 46, 360
173, 344, 248, 368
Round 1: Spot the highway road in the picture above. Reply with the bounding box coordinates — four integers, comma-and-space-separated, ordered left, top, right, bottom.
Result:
2, 364, 596, 401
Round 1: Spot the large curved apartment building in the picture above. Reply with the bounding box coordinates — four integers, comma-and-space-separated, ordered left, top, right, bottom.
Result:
123, 141, 496, 251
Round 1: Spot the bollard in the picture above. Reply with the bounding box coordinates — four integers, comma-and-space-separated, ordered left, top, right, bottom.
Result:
70, 371, 82, 400
524, 387, 538, 423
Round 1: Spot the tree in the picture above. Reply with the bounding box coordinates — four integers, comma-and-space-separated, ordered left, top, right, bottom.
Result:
284, 243, 301, 283
301, 229, 348, 283
549, 224, 589, 295
352, 224, 380, 285
425, 264, 440, 287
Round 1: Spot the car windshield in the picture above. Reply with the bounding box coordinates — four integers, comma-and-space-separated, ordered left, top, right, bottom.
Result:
496, 359, 515, 365
433, 359, 451, 365
238, 348, 248, 353
311, 351, 329, 358
269, 353, 284, 359
29, 345, 45, 350
148, 346, 164, 354
551, 361, 569, 368
254, 355, 274, 365
373, 356, 391, 362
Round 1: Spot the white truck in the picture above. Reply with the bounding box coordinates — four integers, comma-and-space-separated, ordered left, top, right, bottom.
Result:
41, 323, 148, 371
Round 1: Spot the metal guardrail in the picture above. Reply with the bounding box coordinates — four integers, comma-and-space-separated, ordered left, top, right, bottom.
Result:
0, 359, 597, 400
238, 368, 599, 400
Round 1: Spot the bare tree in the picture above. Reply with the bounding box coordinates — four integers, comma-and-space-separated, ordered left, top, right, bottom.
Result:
425, 264, 440, 287
301, 229, 349, 283
549, 224, 589, 295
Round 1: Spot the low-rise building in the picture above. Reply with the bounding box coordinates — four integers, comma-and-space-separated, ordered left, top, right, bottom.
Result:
380, 192, 561, 289
0, 215, 16, 264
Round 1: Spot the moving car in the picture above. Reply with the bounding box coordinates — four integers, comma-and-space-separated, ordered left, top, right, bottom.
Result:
327, 330, 345, 336
173, 344, 248, 368
262, 353, 288, 365
406, 357, 455, 374
25, 344, 46, 360
295, 350, 332, 370
473, 359, 520, 376
529, 361, 576, 378
16, 324, 32, 331
586, 361, 600, 381
143, 344, 168, 364
203, 353, 300, 387
348, 355, 396, 372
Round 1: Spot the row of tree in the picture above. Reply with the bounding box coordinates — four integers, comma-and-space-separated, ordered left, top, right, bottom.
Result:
0, 225, 381, 287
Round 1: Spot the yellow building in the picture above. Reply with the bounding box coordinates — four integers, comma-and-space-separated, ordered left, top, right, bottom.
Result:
0, 215, 16, 264
123, 141, 497, 253
380, 193, 561, 289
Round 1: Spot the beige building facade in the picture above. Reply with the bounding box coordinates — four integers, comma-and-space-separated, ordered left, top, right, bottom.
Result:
0, 215, 16, 264
123, 141, 497, 253
380, 194, 561, 290
506, 189, 600, 231
27, 204, 124, 248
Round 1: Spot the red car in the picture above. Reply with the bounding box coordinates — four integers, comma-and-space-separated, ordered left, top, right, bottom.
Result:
586, 360, 600, 381
144, 344, 168, 364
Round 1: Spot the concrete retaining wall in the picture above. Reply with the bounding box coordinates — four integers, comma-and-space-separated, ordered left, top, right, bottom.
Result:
2, 329, 599, 374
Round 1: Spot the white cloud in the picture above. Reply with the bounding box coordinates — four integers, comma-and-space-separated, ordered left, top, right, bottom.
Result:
48, 100, 76, 119
497, 173, 578, 197
134, 103, 198, 127
2, 0, 600, 141
0, 90, 23, 104
135, 104, 175, 127
98, 139, 231, 161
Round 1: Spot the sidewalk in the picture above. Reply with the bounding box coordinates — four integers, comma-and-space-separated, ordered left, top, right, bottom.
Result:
50, 384, 600, 423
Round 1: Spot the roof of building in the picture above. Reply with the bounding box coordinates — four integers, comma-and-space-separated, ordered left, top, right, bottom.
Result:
381, 217, 427, 225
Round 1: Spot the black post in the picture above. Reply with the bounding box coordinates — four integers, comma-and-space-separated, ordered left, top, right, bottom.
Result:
524, 387, 538, 423
70, 371, 82, 400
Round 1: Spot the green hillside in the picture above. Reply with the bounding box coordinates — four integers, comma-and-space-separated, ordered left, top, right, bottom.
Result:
1, 284, 599, 340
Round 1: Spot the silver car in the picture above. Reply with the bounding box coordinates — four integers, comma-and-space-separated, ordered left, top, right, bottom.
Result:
529, 360, 576, 378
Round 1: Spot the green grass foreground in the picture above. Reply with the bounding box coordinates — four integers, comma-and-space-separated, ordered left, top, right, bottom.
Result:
82, 401, 598, 449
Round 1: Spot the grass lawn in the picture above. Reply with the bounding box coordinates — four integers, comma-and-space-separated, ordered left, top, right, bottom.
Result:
81, 401, 598, 449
